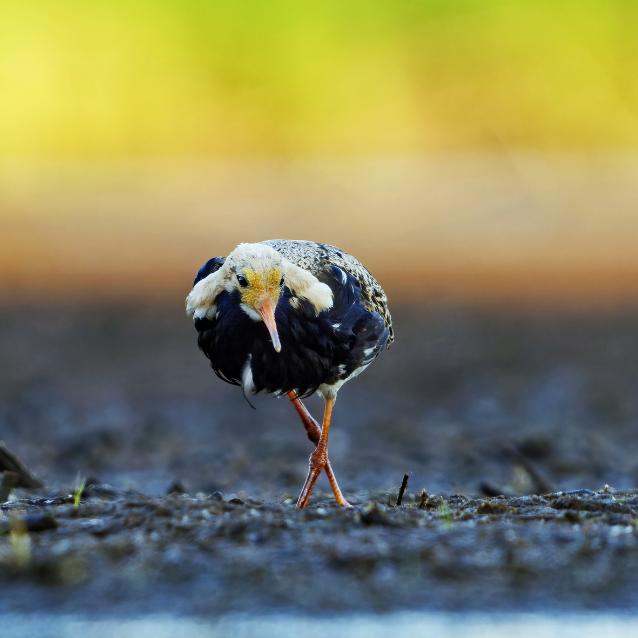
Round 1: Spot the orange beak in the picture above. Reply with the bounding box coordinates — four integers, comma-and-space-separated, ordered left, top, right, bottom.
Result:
256, 297, 282, 353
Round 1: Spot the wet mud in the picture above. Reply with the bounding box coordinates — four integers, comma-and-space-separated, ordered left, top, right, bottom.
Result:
1, 304, 638, 615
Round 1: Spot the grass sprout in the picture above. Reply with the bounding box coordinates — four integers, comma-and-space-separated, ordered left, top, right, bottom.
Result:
73, 475, 86, 509
437, 500, 453, 528
9, 516, 31, 568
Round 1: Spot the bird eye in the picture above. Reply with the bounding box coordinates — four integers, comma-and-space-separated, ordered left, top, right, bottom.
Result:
236, 274, 248, 288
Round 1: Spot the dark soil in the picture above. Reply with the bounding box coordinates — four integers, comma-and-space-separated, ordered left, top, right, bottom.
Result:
2, 485, 638, 615
1, 303, 638, 615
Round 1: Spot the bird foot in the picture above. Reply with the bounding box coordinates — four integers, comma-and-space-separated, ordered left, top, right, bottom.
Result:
296, 448, 351, 508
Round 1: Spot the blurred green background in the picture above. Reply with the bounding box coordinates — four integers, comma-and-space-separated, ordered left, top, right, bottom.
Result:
1, 0, 637, 302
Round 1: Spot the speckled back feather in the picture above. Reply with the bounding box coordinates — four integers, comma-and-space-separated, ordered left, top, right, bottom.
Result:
262, 239, 394, 344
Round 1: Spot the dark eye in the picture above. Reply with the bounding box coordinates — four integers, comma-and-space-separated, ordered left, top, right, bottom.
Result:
237, 274, 248, 288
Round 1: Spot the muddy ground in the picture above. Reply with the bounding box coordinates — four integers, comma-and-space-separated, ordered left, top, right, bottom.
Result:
1, 303, 638, 616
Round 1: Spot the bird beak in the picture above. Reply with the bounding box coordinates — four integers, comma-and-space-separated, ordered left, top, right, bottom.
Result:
257, 297, 281, 353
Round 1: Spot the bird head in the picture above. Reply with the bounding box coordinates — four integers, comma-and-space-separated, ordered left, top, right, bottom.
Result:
224, 243, 285, 352
187, 242, 334, 354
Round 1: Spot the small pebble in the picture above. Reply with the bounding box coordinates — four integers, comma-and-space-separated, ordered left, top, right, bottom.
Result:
166, 480, 187, 495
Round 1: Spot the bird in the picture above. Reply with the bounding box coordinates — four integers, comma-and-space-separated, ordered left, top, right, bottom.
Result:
186, 239, 393, 508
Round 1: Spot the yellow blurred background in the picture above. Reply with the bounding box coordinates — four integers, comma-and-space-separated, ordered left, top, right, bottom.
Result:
2, 1, 638, 304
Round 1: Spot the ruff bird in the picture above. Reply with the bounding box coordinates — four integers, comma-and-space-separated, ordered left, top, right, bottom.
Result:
186, 240, 393, 507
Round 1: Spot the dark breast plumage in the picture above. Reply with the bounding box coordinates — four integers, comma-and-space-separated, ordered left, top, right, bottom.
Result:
193, 240, 393, 397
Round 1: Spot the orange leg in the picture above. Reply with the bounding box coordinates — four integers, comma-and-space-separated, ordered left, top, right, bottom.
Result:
287, 392, 350, 508
295, 396, 345, 509
287, 391, 322, 446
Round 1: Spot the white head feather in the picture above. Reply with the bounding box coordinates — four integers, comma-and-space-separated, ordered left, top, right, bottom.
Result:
186, 242, 333, 320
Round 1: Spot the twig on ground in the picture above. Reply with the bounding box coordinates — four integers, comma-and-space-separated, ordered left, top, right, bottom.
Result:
396, 473, 409, 506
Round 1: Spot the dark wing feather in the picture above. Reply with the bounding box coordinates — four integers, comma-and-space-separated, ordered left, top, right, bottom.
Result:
317, 264, 390, 380
263, 239, 393, 345
193, 256, 225, 286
